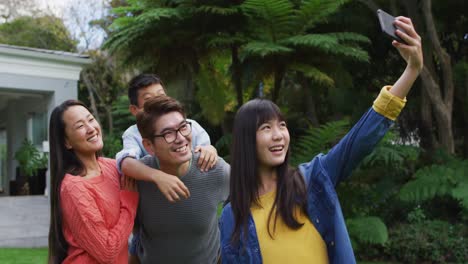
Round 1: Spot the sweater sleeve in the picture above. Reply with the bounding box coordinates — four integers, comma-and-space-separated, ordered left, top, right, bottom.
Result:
61, 182, 138, 264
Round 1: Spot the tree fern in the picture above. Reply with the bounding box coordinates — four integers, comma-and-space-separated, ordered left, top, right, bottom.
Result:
241, 0, 296, 40
241, 41, 293, 58
281, 34, 369, 62
360, 131, 420, 169
298, 0, 349, 31
291, 119, 349, 166
347, 216, 388, 245
399, 160, 468, 210
289, 63, 334, 87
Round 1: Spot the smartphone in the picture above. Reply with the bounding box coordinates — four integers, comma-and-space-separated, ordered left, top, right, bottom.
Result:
377, 9, 406, 44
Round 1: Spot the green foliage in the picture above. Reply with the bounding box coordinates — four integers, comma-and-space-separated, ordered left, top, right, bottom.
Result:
111, 95, 134, 135
195, 55, 238, 125
102, 134, 123, 159
399, 159, 468, 210
14, 139, 47, 178
406, 205, 427, 224
241, 41, 293, 58
385, 220, 468, 263
347, 216, 388, 246
281, 33, 369, 62
0, 16, 77, 51
215, 133, 232, 161
298, 0, 348, 30
290, 119, 349, 166
360, 131, 420, 170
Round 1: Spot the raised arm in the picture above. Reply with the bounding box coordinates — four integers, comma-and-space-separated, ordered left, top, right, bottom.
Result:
388, 16, 423, 98
303, 16, 422, 186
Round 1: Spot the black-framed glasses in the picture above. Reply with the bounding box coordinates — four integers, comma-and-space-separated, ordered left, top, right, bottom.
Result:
153, 121, 192, 143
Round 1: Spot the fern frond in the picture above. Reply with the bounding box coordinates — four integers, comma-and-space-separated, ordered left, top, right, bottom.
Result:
399, 165, 455, 202
347, 216, 388, 245
111, 5, 143, 16
241, 41, 293, 58
360, 132, 420, 168
327, 32, 371, 44
299, 0, 348, 30
289, 63, 334, 87
193, 6, 241, 16
242, 0, 297, 39
452, 183, 468, 209
282, 34, 369, 62
109, 17, 136, 31
195, 63, 230, 125
291, 119, 349, 165
203, 33, 246, 48
135, 8, 181, 24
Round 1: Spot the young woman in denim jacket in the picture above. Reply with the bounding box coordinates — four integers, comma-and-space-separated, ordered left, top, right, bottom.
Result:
220, 16, 423, 264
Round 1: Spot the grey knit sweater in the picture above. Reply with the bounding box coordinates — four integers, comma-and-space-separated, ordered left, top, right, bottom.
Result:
136, 152, 230, 264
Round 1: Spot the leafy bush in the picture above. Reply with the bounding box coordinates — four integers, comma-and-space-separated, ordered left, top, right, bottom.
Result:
399, 159, 468, 211
385, 220, 468, 263
102, 134, 123, 159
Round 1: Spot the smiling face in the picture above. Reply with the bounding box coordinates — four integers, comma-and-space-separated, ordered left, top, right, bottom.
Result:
146, 111, 192, 171
63, 105, 103, 156
256, 118, 290, 172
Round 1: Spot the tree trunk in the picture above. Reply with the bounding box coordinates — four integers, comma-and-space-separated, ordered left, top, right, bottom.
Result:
104, 106, 113, 135
272, 67, 285, 103
81, 71, 102, 126
463, 76, 468, 158
231, 45, 243, 108
298, 73, 319, 126
419, 0, 455, 154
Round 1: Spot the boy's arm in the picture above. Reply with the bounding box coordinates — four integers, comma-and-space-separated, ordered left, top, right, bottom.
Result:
189, 119, 219, 171
121, 157, 190, 202
117, 126, 190, 202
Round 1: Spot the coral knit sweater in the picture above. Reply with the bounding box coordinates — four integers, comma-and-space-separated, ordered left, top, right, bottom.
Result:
60, 157, 138, 264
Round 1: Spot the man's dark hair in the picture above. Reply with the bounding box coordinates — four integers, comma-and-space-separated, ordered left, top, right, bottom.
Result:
136, 95, 186, 140
128, 73, 164, 106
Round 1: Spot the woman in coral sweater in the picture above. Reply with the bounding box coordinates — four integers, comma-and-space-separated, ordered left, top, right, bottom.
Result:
47, 100, 138, 264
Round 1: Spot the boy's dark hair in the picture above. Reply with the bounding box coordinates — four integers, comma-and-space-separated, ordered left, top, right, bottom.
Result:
136, 95, 186, 140
128, 73, 164, 106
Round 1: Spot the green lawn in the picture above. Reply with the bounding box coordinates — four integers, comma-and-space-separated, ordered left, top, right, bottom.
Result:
0, 248, 47, 264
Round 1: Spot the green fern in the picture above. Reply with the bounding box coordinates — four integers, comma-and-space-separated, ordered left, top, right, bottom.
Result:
347, 216, 388, 245
291, 119, 349, 166
298, 0, 348, 31
192, 6, 241, 16
360, 131, 420, 169
399, 160, 468, 209
289, 63, 335, 87
195, 57, 236, 126
241, 41, 293, 58
242, 0, 296, 40
281, 34, 369, 62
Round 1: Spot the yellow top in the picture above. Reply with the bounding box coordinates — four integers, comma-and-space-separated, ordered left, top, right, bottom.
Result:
250, 190, 329, 264
372, 86, 407, 121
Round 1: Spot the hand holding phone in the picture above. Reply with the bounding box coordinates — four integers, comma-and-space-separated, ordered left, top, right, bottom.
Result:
377, 9, 407, 44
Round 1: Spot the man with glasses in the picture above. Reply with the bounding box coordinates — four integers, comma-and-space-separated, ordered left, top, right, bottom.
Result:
134, 95, 230, 264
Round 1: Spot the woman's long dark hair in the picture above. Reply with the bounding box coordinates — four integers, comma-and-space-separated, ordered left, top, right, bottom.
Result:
230, 99, 308, 245
48, 100, 99, 263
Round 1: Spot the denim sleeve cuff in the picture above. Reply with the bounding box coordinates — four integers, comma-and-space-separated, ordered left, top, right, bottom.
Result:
372, 86, 407, 121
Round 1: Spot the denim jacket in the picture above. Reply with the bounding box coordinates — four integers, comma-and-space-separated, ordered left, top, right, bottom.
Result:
219, 87, 405, 264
